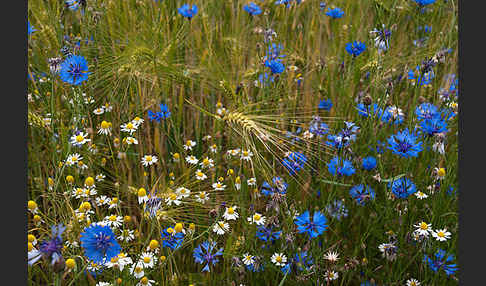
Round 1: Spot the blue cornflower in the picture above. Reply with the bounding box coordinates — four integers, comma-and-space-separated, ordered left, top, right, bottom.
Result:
193, 241, 223, 272
148, 103, 171, 122
424, 249, 458, 276
29, 224, 66, 266
275, 0, 302, 8
246, 261, 265, 272
65, 0, 81, 11
318, 98, 333, 111
80, 223, 121, 264
244, 3, 262, 15
370, 25, 391, 52
309, 118, 329, 137
294, 210, 328, 239
282, 152, 307, 175
161, 227, 184, 250
327, 156, 355, 176
265, 43, 286, 61
413, 0, 437, 6
357, 103, 384, 119
415, 103, 439, 120
261, 177, 288, 196
256, 226, 281, 243
325, 7, 344, 18
144, 196, 163, 218
362, 156, 377, 170
419, 117, 448, 136
28, 21, 36, 36
389, 177, 417, 199
326, 122, 359, 149
349, 184, 375, 205
59, 55, 91, 85
178, 4, 198, 19
324, 199, 348, 220
265, 59, 285, 74
346, 41, 366, 57
387, 129, 423, 158
408, 65, 434, 86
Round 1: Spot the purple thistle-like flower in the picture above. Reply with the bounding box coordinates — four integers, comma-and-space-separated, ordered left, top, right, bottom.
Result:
193, 241, 224, 272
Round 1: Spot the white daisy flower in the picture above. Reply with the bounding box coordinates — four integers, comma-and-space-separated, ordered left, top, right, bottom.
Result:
406, 278, 421, 286
176, 187, 191, 198
103, 103, 113, 112
431, 228, 451, 241
212, 182, 226, 191
185, 155, 199, 165
93, 107, 105, 115
413, 221, 432, 237
105, 253, 133, 271
70, 131, 91, 147
139, 252, 157, 269
66, 153, 83, 166
132, 117, 144, 128
98, 121, 112, 135
324, 270, 339, 281
212, 221, 230, 235
184, 140, 196, 151
165, 193, 182, 206
199, 157, 214, 169
195, 192, 209, 204
121, 122, 138, 134
129, 262, 145, 279
271, 253, 287, 266
209, 144, 218, 153
240, 150, 253, 161
104, 215, 123, 229
95, 195, 111, 206
136, 277, 155, 286
414, 191, 428, 199
247, 178, 257, 186
222, 206, 239, 221
227, 148, 240, 156
242, 253, 255, 266
118, 229, 135, 243
247, 213, 266, 225
195, 169, 207, 181
125, 137, 139, 145
141, 155, 158, 167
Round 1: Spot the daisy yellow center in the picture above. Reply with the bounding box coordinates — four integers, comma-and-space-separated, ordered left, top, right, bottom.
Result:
253, 214, 261, 221
420, 222, 428, 230
227, 207, 234, 214
170, 193, 177, 200
75, 135, 84, 142
141, 277, 148, 285
186, 140, 192, 146
138, 188, 147, 197
167, 227, 174, 234
101, 121, 110, 129
199, 193, 206, 199
146, 156, 152, 161
174, 223, 183, 233
243, 151, 248, 156
143, 257, 151, 263
410, 282, 417, 286
245, 255, 252, 260
109, 215, 117, 222
135, 266, 142, 273
203, 158, 210, 165
111, 256, 119, 263
437, 231, 445, 237
276, 256, 282, 263
76, 188, 83, 195
197, 171, 204, 177
134, 117, 141, 122
173, 153, 180, 159
85, 177, 94, 186
84, 189, 90, 195
437, 168, 446, 177
126, 123, 134, 129
218, 222, 226, 228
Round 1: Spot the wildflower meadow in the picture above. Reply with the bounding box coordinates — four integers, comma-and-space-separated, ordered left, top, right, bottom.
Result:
27, 0, 458, 285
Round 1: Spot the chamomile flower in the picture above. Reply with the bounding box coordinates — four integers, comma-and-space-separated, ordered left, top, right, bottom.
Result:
103, 103, 113, 112
139, 252, 157, 268
132, 117, 144, 127
415, 191, 429, 199
72, 187, 87, 199
195, 192, 210, 204
70, 131, 91, 147
271, 253, 287, 267
95, 195, 111, 206
247, 178, 257, 186
195, 169, 207, 181
93, 107, 105, 115
406, 278, 421, 286
223, 206, 239, 221
129, 262, 145, 279
184, 140, 196, 151
98, 121, 112, 135
240, 150, 253, 161
324, 270, 339, 281
125, 137, 139, 145
213, 221, 230, 235
242, 253, 255, 266
209, 144, 218, 153
137, 277, 155, 286
227, 149, 240, 156
106, 253, 133, 271
199, 157, 214, 168
95, 173, 106, 181
141, 155, 158, 167
378, 242, 397, 261
176, 187, 191, 198
186, 155, 199, 165
121, 122, 138, 134
414, 221, 432, 237
118, 229, 135, 243
104, 215, 123, 229
431, 228, 451, 241
165, 193, 182, 206
66, 153, 83, 166
212, 182, 226, 191
247, 213, 266, 225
